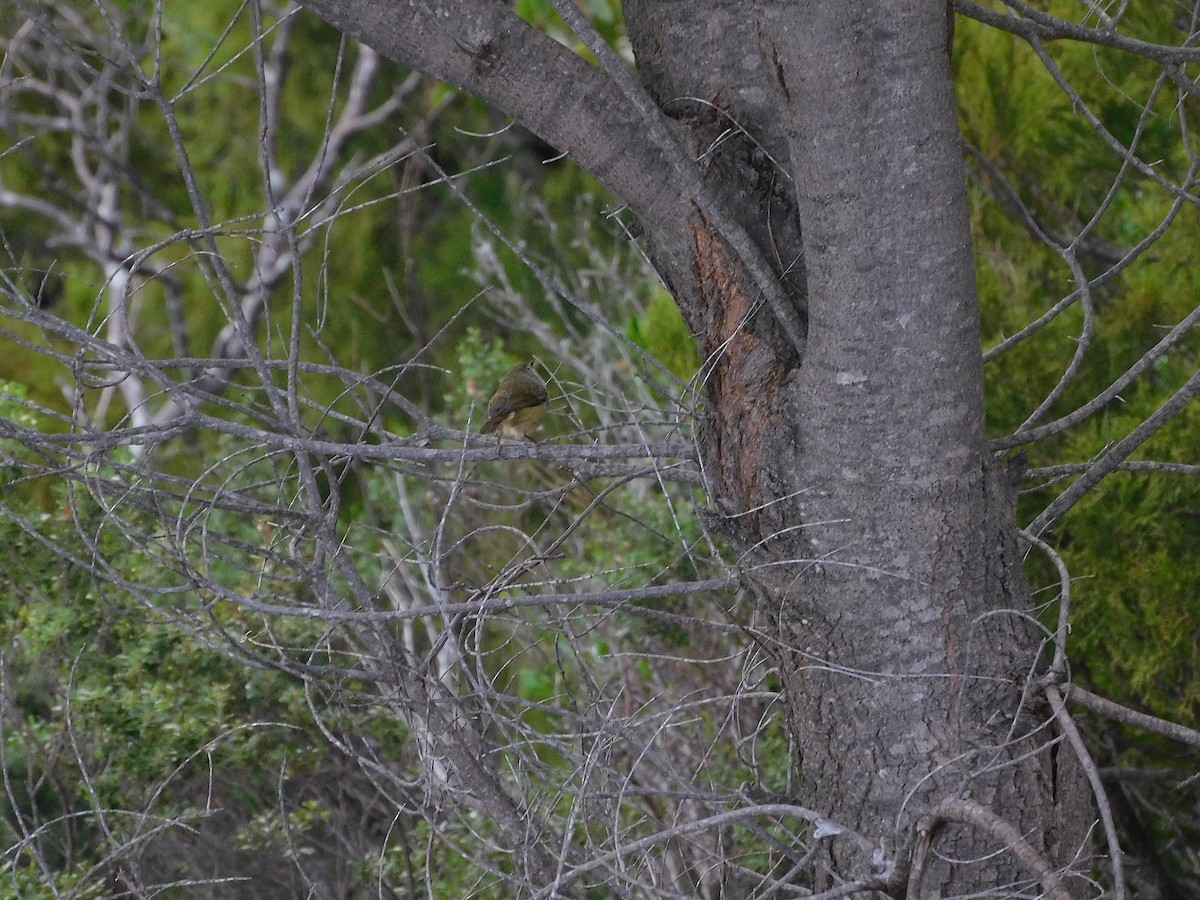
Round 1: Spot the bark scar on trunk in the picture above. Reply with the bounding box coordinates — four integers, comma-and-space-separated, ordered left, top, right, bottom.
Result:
692, 211, 780, 542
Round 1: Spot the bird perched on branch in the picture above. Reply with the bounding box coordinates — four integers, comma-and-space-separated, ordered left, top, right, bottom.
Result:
480, 361, 548, 441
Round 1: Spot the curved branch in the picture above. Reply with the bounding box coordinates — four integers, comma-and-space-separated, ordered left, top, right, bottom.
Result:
1066, 685, 1200, 750
529, 802, 876, 899
1044, 685, 1128, 900
294, 0, 694, 232
907, 797, 1072, 900
1027, 365, 1200, 534
955, 1, 1200, 66
993, 273, 1200, 451
1027, 461, 1200, 479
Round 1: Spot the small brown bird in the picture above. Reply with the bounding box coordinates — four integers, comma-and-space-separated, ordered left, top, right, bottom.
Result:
480, 361, 549, 440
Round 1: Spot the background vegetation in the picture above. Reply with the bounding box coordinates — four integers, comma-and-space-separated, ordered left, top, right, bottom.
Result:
0, 0, 1196, 895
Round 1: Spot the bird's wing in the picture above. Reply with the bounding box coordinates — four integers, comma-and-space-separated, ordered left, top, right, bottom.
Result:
487, 388, 546, 419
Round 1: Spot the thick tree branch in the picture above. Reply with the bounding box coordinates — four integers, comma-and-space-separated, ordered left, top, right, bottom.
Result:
294, 0, 693, 233
550, 0, 804, 355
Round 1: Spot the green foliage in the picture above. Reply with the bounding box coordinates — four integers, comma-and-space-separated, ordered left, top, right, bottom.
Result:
448, 325, 532, 431
628, 288, 701, 381
958, 7, 1200, 732
512, 0, 625, 52
0, 485, 319, 882
0, 380, 40, 487
0, 391, 402, 892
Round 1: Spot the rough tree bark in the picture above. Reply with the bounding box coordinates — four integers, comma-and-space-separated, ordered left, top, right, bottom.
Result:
296, 0, 1094, 894
750, 4, 1091, 893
